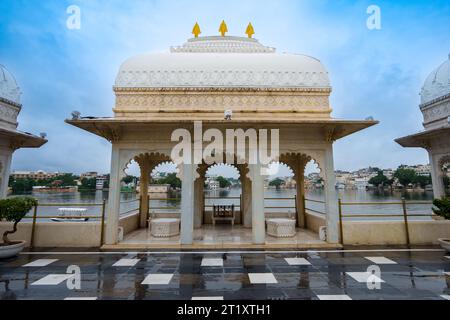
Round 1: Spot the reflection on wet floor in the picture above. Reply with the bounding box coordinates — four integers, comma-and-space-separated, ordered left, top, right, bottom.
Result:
0, 249, 449, 300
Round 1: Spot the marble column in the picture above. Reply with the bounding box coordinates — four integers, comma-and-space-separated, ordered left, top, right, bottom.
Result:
250, 163, 265, 244
105, 145, 122, 245
323, 144, 339, 244
180, 163, 195, 245
0, 150, 13, 199
139, 158, 150, 228
193, 173, 205, 229
429, 152, 446, 198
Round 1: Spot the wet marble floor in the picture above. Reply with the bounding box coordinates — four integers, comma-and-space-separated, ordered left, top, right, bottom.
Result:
0, 248, 449, 300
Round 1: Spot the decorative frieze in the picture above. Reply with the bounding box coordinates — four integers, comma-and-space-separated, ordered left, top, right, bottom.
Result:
114, 93, 330, 110
115, 70, 330, 89
421, 100, 450, 125
0, 101, 20, 128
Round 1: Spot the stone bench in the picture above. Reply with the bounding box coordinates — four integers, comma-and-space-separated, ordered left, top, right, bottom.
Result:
266, 218, 296, 238
150, 218, 180, 237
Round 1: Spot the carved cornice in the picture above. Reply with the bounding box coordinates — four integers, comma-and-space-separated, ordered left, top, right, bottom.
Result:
114, 87, 332, 93
0, 96, 22, 108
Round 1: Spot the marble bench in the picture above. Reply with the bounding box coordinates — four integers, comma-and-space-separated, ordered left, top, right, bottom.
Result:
266, 218, 297, 238
150, 218, 180, 238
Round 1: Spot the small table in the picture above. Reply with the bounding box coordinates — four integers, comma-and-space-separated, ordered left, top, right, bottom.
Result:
266, 218, 296, 238
150, 218, 180, 238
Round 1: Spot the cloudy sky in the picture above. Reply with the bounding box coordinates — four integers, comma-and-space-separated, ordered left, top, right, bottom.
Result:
1, 0, 449, 177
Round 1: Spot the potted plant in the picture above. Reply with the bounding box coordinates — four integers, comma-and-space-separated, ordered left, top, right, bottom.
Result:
0, 197, 37, 259
432, 197, 450, 252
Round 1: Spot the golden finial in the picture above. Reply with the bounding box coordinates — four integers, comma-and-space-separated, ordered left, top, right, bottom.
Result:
219, 20, 228, 37
245, 22, 255, 38
192, 22, 201, 38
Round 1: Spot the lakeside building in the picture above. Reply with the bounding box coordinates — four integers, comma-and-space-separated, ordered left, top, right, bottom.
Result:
80, 171, 98, 180
0, 65, 47, 197
11, 170, 62, 181
67, 27, 376, 247
96, 175, 108, 190
396, 54, 450, 197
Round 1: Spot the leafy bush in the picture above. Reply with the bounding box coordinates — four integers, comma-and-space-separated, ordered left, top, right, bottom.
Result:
0, 197, 37, 244
432, 197, 450, 220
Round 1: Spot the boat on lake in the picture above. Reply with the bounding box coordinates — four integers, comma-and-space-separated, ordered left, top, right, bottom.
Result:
51, 208, 89, 222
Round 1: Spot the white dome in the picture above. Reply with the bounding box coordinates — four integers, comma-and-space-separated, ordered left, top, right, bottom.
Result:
0, 64, 21, 105
115, 36, 330, 89
420, 54, 450, 105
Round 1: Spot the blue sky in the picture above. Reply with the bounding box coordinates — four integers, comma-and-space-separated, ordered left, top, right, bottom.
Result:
1, 0, 449, 177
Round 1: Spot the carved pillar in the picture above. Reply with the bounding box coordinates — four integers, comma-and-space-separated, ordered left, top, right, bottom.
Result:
0, 150, 13, 199
105, 145, 123, 245
180, 164, 195, 245
250, 163, 265, 244
193, 173, 205, 229
323, 144, 339, 243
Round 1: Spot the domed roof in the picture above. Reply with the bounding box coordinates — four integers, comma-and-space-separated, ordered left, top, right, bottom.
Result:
0, 64, 21, 105
420, 54, 450, 105
115, 36, 330, 89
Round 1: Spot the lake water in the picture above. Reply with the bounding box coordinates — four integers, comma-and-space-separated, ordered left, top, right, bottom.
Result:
17, 187, 436, 221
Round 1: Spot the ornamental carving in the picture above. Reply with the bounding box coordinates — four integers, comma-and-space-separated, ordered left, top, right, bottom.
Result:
115, 93, 329, 109
115, 70, 330, 88
0, 103, 19, 125
421, 100, 450, 124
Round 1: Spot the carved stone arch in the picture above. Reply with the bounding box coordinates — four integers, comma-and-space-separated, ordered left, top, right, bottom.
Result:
135, 152, 172, 174
199, 151, 249, 181
120, 149, 171, 176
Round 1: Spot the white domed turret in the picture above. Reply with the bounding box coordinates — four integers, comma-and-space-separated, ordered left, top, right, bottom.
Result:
420, 54, 450, 105
0, 64, 21, 105
115, 36, 330, 89
419, 54, 450, 130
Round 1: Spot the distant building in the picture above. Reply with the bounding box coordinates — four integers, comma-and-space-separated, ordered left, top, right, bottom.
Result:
148, 184, 171, 193
11, 170, 62, 181
354, 177, 370, 190
96, 175, 108, 190
80, 171, 98, 180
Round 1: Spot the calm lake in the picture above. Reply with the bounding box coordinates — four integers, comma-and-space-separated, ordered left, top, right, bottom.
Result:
16, 187, 436, 221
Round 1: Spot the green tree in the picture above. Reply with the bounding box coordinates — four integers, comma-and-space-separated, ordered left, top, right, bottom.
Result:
155, 173, 181, 189
10, 179, 35, 194
394, 168, 417, 187
79, 178, 97, 191
216, 176, 231, 188
269, 178, 285, 189
0, 197, 37, 244
413, 175, 432, 188
368, 171, 389, 187
432, 197, 450, 220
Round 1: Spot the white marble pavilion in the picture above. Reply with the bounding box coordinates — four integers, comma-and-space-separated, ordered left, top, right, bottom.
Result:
68, 28, 376, 247
396, 55, 450, 197
0, 65, 47, 198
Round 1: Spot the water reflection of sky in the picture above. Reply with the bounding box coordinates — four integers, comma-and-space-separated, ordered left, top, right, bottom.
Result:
19, 188, 435, 222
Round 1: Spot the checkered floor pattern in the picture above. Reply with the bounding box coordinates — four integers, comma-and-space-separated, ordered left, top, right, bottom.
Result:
0, 250, 449, 300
